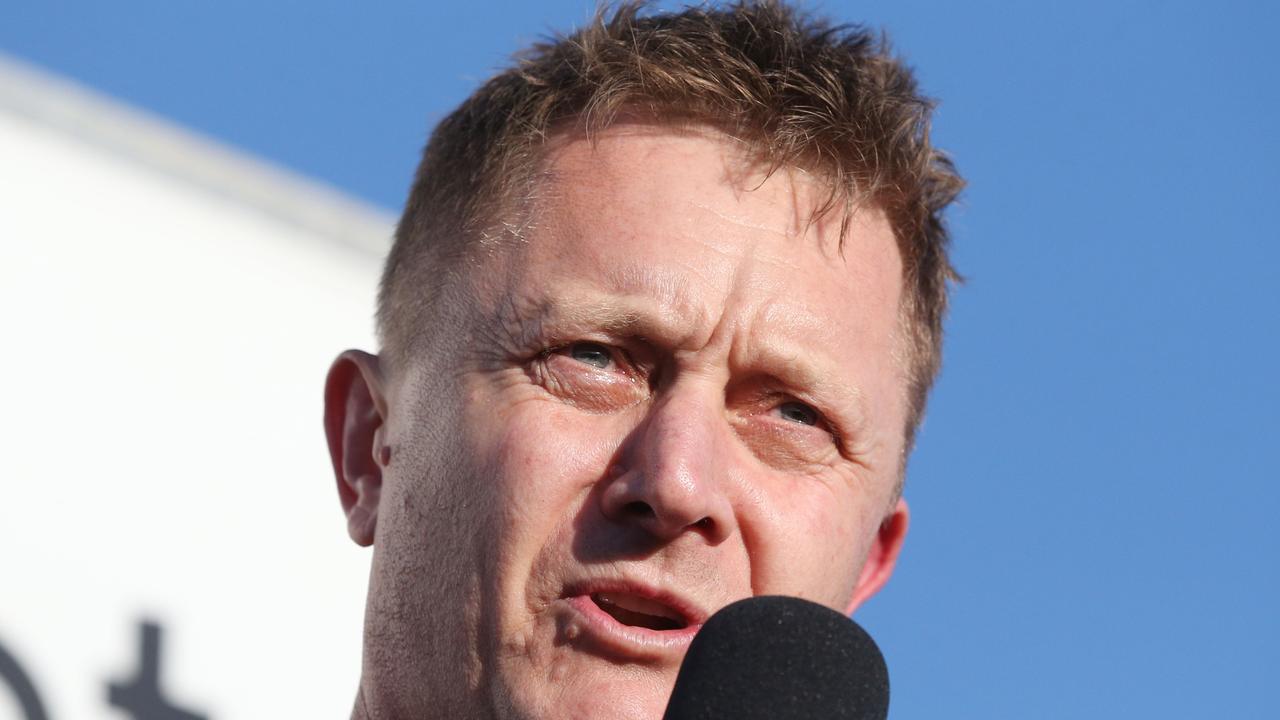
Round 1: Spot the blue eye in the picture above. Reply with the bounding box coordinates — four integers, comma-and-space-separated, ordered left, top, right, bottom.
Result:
778, 401, 819, 426
568, 342, 612, 369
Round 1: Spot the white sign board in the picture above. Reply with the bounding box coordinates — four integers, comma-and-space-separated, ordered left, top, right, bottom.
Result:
0, 56, 392, 719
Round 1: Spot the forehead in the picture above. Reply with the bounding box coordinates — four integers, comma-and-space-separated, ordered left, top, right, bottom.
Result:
536, 124, 843, 258
515, 125, 904, 341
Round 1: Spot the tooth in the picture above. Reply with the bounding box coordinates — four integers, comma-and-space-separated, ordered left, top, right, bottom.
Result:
597, 592, 680, 621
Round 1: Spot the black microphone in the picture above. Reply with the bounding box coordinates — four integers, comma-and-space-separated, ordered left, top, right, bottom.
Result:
662, 596, 890, 720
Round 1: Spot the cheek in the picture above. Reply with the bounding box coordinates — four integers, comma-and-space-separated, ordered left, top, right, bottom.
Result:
747, 482, 871, 608
479, 401, 636, 633
481, 400, 629, 534
500, 401, 622, 473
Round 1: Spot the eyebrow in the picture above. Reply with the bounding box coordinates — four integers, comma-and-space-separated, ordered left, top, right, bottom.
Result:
523, 263, 710, 343
747, 336, 872, 436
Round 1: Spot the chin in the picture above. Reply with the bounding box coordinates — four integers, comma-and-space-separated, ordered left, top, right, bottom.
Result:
491, 656, 675, 720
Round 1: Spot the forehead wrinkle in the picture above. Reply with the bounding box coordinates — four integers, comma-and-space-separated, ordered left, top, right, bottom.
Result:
601, 262, 708, 333
503, 261, 712, 348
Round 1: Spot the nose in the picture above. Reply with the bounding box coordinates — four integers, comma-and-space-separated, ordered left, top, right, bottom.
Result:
600, 384, 735, 544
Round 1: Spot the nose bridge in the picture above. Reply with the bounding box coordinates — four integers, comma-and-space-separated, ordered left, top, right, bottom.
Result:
605, 376, 734, 542
642, 382, 720, 492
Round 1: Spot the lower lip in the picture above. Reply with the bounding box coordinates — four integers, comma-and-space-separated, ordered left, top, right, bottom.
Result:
562, 594, 703, 659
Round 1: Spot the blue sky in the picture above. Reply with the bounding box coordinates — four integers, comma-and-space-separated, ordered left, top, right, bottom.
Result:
4, 1, 1277, 717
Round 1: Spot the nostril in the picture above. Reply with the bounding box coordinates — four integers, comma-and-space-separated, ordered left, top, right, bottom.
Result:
622, 500, 655, 519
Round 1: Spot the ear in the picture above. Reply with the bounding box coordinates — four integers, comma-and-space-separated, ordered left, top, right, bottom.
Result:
844, 498, 910, 614
324, 349, 388, 547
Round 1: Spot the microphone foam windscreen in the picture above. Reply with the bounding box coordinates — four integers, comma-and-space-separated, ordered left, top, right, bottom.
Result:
662, 595, 889, 720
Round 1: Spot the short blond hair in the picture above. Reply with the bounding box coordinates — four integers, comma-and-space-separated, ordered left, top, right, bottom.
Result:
378, 1, 963, 445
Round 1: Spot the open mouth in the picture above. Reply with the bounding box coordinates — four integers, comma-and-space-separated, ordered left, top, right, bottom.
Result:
589, 591, 689, 631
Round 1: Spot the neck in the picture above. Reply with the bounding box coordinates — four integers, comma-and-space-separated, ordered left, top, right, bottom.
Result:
350, 685, 372, 720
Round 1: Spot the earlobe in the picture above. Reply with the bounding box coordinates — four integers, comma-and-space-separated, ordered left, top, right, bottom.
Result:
844, 498, 910, 614
323, 350, 389, 547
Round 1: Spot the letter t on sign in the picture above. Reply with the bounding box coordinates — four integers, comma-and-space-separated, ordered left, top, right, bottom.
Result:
107, 621, 207, 720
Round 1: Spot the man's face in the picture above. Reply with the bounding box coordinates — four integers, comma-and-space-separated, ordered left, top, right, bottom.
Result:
335, 125, 911, 719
